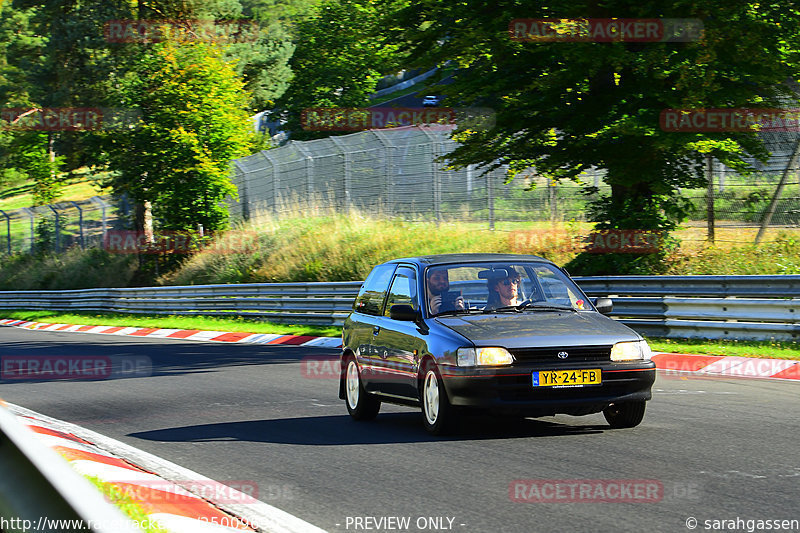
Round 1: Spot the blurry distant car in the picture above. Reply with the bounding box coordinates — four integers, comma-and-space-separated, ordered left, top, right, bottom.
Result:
422, 95, 440, 107
339, 254, 656, 435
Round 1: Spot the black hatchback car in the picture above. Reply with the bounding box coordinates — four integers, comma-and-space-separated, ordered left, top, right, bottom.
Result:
339, 254, 656, 435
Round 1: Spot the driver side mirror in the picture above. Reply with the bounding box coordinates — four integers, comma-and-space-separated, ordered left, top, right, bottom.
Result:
593, 297, 613, 315
389, 304, 419, 322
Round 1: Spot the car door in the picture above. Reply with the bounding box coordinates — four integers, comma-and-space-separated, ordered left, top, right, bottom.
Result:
371, 265, 425, 399
348, 263, 397, 393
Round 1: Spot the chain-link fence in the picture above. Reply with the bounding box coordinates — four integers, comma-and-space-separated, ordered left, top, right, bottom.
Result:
0, 196, 120, 255
230, 126, 606, 226
229, 126, 800, 240
4, 127, 800, 256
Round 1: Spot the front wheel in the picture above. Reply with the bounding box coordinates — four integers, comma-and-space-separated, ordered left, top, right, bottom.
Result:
603, 401, 646, 428
345, 358, 380, 420
420, 363, 458, 435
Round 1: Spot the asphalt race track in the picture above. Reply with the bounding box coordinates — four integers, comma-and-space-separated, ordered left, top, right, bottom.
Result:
1, 326, 799, 533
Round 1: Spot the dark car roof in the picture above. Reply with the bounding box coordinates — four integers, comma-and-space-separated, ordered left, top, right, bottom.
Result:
383, 253, 554, 267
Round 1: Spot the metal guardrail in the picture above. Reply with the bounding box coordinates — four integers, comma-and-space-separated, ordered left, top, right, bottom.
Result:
0, 282, 363, 327
573, 275, 800, 298
0, 402, 137, 533
574, 276, 800, 341
0, 276, 799, 340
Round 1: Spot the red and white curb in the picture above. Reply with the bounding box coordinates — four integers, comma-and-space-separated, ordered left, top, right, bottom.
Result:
10, 412, 253, 532
3, 318, 799, 382
0, 319, 343, 349
5, 402, 327, 533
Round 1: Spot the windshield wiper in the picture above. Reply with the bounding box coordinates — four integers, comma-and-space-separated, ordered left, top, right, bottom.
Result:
518, 302, 577, 312
482, 305, 522, 314
435, 308, 482, 317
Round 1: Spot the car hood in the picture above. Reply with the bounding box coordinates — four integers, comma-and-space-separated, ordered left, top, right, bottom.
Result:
434, 311, 639, 348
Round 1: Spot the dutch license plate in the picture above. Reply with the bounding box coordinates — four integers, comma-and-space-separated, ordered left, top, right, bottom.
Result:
533, 369, 602, 387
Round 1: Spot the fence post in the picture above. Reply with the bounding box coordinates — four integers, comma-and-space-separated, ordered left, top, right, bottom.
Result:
756, 138, 800, 244
21, 208, 34, 253
71, 201, 84, 249
261, 151, 279, 216
232, 160, 250, 221
488, 168, 495, 230
295, 144, 316, 211
47, 205, 60, 253
370, 130, 396, 214
706, 154, 715, 243
90, 196, 108, 243
329, 137, 352, 210
0, 209, 10, 254
419, 128, 444, 224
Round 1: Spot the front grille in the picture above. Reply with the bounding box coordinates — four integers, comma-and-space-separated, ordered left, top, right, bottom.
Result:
508, 345, 612, 363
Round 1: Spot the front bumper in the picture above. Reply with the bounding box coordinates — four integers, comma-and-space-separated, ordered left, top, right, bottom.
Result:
440, 360, 656, 416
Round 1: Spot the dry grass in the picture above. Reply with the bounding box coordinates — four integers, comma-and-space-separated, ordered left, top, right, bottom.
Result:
160, 205, 513, 284
156, 202, 800, 285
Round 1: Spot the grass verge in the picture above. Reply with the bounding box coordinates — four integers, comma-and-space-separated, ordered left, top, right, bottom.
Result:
645, 337, 800, 360
0, 178, 109, 210
1, 310, 342, 338
2, 309, 798, 360
83, 476, 169, 533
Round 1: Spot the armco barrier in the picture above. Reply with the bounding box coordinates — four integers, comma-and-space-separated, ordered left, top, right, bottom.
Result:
0, 276, 799, 340
573, 276, 800, 341
573, 274, 800, 298
0, 282, 363, 327
0, 402, 138, 532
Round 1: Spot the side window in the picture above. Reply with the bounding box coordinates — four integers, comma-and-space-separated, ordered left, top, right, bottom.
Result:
353, 264, 397, 316
384, 267, 418, 317
533, 265, 577, 304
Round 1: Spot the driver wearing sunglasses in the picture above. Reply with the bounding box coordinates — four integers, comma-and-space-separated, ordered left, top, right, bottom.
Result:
486, 270, 522, 308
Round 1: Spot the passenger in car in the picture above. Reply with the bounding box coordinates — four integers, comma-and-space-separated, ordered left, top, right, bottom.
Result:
426, 268, 465, 314
486, 269, 522, 308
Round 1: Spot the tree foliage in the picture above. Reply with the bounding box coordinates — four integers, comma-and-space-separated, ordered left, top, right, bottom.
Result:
272, 0, 409, 140
104, 40, 255, 231
393, 1, 800, 271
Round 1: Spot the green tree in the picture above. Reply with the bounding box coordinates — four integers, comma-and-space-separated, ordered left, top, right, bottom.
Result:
1, 0, 293, 202
0, 0, 135, 196
136, 0, 296, 110
272, 0, 408, 140
394, 1, 800, 273
104, 40, 255, 231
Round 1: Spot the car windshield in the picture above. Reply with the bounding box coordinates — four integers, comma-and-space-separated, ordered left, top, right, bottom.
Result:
425, 261, 590, 316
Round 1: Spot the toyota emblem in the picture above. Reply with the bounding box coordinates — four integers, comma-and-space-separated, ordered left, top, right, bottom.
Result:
557, 351, 569, 359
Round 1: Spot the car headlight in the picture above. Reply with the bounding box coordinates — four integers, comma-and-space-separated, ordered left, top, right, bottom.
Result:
610, 340, 653, 362
457, 347, 514, 367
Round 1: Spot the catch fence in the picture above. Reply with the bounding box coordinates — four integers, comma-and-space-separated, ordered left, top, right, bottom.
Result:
230, 126, 800, 244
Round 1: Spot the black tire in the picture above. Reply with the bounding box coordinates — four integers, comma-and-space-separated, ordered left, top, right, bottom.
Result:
420, 361, 458, 435
344, 357, 380, 420
603, 401, 646, 428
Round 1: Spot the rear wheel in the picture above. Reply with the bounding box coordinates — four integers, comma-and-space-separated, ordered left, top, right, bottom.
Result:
345, 358, 380, 420
420, 362, 457, 435
603, 401, 646, 428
